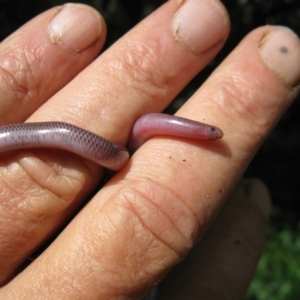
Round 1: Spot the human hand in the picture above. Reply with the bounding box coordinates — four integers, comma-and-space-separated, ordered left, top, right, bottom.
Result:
0, 1, 299, 299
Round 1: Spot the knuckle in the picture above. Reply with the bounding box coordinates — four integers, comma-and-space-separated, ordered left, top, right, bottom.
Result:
105, 40, 171, 102
0, 153, 95, 281
222, 74, 274, 126
83, 180, 194, 290
216, 73, 273, 136
115, 180, 194, 258
0, 152, 90, 217
0, 47, 41, 106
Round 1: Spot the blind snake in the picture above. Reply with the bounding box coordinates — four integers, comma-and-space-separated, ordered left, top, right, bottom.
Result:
0, 113, 223, 170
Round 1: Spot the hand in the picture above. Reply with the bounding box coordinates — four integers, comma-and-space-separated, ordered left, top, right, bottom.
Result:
0, 1, 299, 299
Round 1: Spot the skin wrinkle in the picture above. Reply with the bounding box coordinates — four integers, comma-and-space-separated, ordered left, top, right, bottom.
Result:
78, 240, 108, 291
128, 160, 200, 237
227, 74, 275, 128
0, 151, 89, 227
0, 55, 29, 96
82, 221, 147, 297
22, 47, 43, 97
86, 205, 141, 275
207, 78, 270, 147
1, 179, 55, 233
18, 161, 72, 212
105, 41, 172, 104
120, 179, 195, 257
19, 160, 74, 201
125, 41, 174, 87
122, 184, 187, 258
0, 47, 42, 125
209, 47, 289, 144
81, 186, 181, 295
0, 169, 41, 213
0, 47, 40, 99
40, 265, 74, 299
34, 150, 95, 185
32, 150, 90, 185
30, 151, 90, 202
79, 65, 141, 139
0, 189, 46, 271
116, 207, 167, 270
135, 142, 220, 229
60, 251, 97, 298
0, 209, 43, 264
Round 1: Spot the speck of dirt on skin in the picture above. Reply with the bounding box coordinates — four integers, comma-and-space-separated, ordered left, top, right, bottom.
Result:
279, 46, 288, 54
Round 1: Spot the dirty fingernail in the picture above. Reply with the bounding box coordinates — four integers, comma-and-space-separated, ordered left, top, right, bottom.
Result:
259, 26, 300, 88
49, 4, 103, 53
172, 0, 229, 54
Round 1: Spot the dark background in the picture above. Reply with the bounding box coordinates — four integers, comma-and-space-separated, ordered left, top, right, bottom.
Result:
0, 0, 300, 228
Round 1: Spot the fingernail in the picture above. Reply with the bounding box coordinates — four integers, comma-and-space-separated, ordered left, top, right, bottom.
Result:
244, 179, 272, 219
259, 26, 300, 88
49, 4, 103, 53
172, 0, 229, 54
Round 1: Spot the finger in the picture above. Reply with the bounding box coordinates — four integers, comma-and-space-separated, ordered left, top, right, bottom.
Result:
0, 0, 229, 286
9, 26, 298, 299
0, 3, 106, 282
30, 0, 229, 141
122, 26, 298, 295
0, 3, 105, 124
157, 179, 271, 299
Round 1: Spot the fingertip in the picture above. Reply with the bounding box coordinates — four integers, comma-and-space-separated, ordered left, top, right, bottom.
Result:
259, 26, 300, 89
49, 3, 106, 53
172, 0, 230, 54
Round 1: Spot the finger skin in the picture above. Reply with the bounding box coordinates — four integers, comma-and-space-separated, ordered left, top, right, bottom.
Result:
0, 4, 105, 125
2, 24, 299, 300
1, 3, 300, 300
0, 0, 230, 286
157, 179, 271, 299
0, 4, 106, 282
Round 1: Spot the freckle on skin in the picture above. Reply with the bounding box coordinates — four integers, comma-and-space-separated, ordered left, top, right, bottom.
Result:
279, 46, 288, 53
